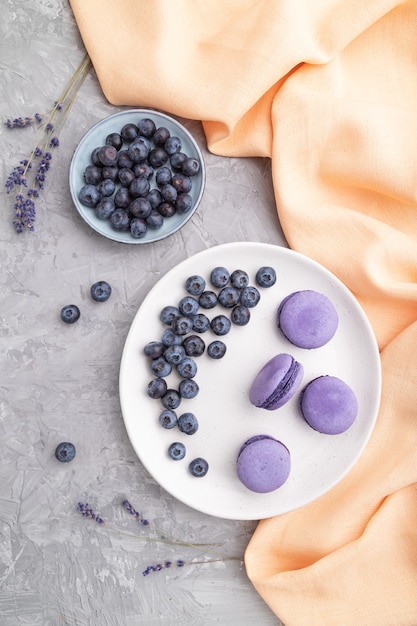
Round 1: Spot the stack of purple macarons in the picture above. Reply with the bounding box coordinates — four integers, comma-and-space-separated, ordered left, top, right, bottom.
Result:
237, 289, 358, 494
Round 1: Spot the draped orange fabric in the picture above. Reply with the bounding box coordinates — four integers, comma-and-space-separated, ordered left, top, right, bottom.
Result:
69, 1, 417, 623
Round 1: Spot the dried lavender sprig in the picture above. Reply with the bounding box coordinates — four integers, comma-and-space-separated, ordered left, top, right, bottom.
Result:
5, 53, 92, 232
122, 499, 150, 526
4, 113, 43, 128
142, 557, 242, 577
77, 502, 105, 525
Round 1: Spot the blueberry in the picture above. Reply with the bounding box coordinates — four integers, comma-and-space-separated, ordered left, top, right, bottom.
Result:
164, 136, 182, 155
133, 162, 154, 179
161, 329, 183, 346
120, 123, 139, 142
171, 173, 192, 193
105, 132, 123, 150
130, 218, 147, 239
146, 188, 163, 209
164, 344, 186, 365
61, 304, 80, 324
118, 167, 135, 188
95, 197, 115, 220
177, 357, 197, 379
148, 147, 169, 168
146, 210, 164, 230
199, 291, 218, 309
147, 377, 167, 399
117, 150, 133, 169
96, 178, 116, 197
98, 144, 118, 166
110, 209, 130, 231
128, 140, 149, 163
192, 313, 210, 333
168, 442, 186, 460
175, 193, 193, 214
138, 117, 157, 138
172, 316, 193, 336
153, 126, 170, 146
207, 340, 227, 359
114, 187, 131, 208
210, 315, 231, 336
239, 285, 261, 308
178, 296, 199, 317
129, 198, 152, 219
230, 269, 249, 289
55, 442, 76, 463
179, 379, 199, 399
161, 389, 181, 410
157, 202, 176, 218
159, 409, 178, 429
144, 341, 164, 359
218, 286, 240, 308
91, 146, 101, 166
231, 305, 250, 326
78, 184, 102, 208
181, 157, 200, 177
160, 305, 180, 325
178, 412, 199, 435
84, 164, 102, 185
185, 275, 206, 296
102, 165, 118, 181
210, 267, 230, 288
256, 266, 277, 288
160, 183, 177, 203
189, 457, 209, 477
182, 335, 205, 357
155, 166, 172, 188
150, 356, 172, 377
170, 152, 187, 172
90, 280, 112, 302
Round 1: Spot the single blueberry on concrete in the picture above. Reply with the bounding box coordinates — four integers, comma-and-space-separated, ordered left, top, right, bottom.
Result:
90, 280, 112, 302
61, 304, 80, 324
55, 442, 76, 463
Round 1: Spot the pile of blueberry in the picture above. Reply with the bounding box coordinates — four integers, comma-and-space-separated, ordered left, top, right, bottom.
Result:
78, 116, 202, 239
143, 265, 277, 477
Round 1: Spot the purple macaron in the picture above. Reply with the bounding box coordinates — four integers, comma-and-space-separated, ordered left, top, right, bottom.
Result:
249, 353, 304, 410
277, 290, 339, 349
237, 435, 291, 493
300, 375, 358, 434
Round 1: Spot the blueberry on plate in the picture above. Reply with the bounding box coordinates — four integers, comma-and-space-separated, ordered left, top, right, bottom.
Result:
256, 266, 277, 288
185, 275, 206, 296
210, 266, 230, 288
55, 442, 76, 463
168, 442, 186, 460
144, 341, 164, 359
147, 377, 167, 399
218, 286, 240, 308
239, 285, 261, 308
160, 305, 180, 325
182, 335, 205, 357
179, 379, 199, 399
210, 315, 231, 336
90, 280, 112, 302
177, 357, 197, 379
192, 313, 210, 334
161, 389, 181, 410
189, 457, 209, 477
130, 218, 147, 239
171, 316, 193, 336
207, 340, 227, 359
110, 208, 130, 231
164, 344, 186, 365
60, 304, 80, 324
150, 356, 172, 378
230, 269, 249, 289
231, 305, 250, 326
181, 157, 201, 177
178, 296, 199, 317
199, 290, 218, 309
78, 184, 102, 208
178, 412, 199, 435
159, 409, 178, 429
161, 329, 183, 347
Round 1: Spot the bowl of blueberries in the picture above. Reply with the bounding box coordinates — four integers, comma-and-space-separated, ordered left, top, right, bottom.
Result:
69, 109, 205, 243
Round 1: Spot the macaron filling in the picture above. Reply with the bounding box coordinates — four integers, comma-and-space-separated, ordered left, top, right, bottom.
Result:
249, 353, 304, 410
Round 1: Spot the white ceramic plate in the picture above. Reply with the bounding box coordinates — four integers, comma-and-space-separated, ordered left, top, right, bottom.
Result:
119, 242, 381, 520
69, 109, 205, 243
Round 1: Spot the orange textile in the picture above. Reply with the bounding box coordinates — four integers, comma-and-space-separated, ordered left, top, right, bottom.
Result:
69, 1, 417, 624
